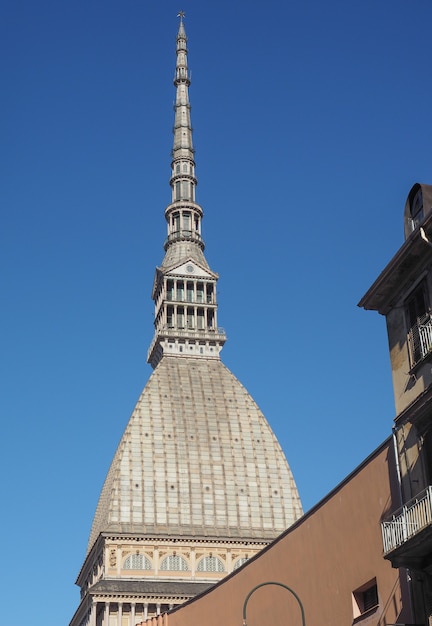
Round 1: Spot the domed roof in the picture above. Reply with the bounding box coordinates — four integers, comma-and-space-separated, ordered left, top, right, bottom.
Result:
161, 240, 209, 270
88, 356, 302, 552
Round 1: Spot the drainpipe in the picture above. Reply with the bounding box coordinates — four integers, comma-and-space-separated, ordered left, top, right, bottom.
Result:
392, 425, 403, 509
392, 424, 417, 626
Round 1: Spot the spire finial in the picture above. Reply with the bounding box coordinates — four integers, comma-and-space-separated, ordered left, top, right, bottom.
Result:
177, 11, 186, 38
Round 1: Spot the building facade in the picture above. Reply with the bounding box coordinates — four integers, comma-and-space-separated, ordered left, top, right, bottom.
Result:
360, 182, 432, 624
68, 16, 302, 626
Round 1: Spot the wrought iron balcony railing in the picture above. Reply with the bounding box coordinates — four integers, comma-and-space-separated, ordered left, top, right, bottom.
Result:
419, 318, 432, 357
381, 486, 432, 555
409, 315, 432, 366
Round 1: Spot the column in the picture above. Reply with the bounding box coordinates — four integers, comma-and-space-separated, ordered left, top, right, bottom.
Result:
117, 602, 122, 626
90, 603, 97, 626
117, 546, 121, 576
131, 603, 135, 626
102, 602, 109, 626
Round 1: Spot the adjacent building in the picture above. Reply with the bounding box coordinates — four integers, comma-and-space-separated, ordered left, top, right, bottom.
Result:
68, 15, 302, 626
360, 182, 432, 623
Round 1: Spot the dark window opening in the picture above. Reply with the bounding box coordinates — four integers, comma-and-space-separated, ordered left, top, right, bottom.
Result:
353, 579, 378, 619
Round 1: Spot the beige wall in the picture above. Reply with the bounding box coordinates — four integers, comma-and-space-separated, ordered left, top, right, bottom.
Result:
141, 439, 413, 626
386, 270, 432, 418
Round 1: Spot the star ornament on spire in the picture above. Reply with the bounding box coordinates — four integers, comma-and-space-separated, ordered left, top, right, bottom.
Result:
178, 11, 185, 19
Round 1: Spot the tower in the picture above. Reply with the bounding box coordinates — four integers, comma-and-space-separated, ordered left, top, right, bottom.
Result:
147, 13, 225, 368
69, 16, 302, 626
359, 183, 432, 623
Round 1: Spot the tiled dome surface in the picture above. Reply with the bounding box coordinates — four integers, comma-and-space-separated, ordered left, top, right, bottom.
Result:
88, 357, 302, 552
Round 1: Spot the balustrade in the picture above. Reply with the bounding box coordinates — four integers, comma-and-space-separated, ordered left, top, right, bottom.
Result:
381, 486, 432, 554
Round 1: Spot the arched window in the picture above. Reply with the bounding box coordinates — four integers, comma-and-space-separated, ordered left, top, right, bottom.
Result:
411, 187, 424, 230
233, 557, 248, 571
196, 556, 225, 573
123, 554, 151, 570
160, 555, 189, 571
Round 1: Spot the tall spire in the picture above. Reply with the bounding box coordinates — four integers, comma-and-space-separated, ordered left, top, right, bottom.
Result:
164, 11, 203, 263
147, 15, 226, 368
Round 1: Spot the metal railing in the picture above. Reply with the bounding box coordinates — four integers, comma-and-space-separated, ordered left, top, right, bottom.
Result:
419, 318, 432, 357
409, 315, 432, 366
381, 486, 432, 554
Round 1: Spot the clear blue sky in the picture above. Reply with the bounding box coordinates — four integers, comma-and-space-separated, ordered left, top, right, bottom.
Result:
1, 1, 432, 624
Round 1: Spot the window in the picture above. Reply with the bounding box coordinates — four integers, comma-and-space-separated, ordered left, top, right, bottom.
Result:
187, 307, 194, 329
410, 187, 424, 231
233, 557, 248, 570
187, 282, 194, 302
406, 282, 431, 366
352, 579, 378, 619
180, 182, 190, 200
176, 281, 184, 301
177, 307, 184, 328
160, 555, 189, 571
167, 306, 174, 328
183, 211, 191, 231
123, 554, 151, 570
166, 280, 174, 301
197, 309, 205, 329
172, 212, 180, 232
196, 556, 225, 572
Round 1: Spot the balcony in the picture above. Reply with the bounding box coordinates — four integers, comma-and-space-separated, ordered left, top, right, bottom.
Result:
419, 318, 432, 357
381, 486, 432, 569
160, 326, 226, 340
166, 293, 214, 304
409, 316, 432, 367
147, 326, 227, 364
164, 230, 204, 250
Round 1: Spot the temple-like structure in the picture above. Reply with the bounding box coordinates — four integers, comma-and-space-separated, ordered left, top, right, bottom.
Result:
69, 15, 302, 626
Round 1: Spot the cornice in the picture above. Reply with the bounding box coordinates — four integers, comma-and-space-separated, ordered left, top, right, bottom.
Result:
358, 213, 432, 315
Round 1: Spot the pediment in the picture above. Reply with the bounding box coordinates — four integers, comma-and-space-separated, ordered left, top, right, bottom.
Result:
165, 259, 218, 279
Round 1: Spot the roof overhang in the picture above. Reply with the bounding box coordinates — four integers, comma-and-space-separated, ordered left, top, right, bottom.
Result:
358, 213, 432, 315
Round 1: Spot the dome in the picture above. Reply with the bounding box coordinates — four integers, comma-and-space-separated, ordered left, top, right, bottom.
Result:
88, 356, 302, 552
